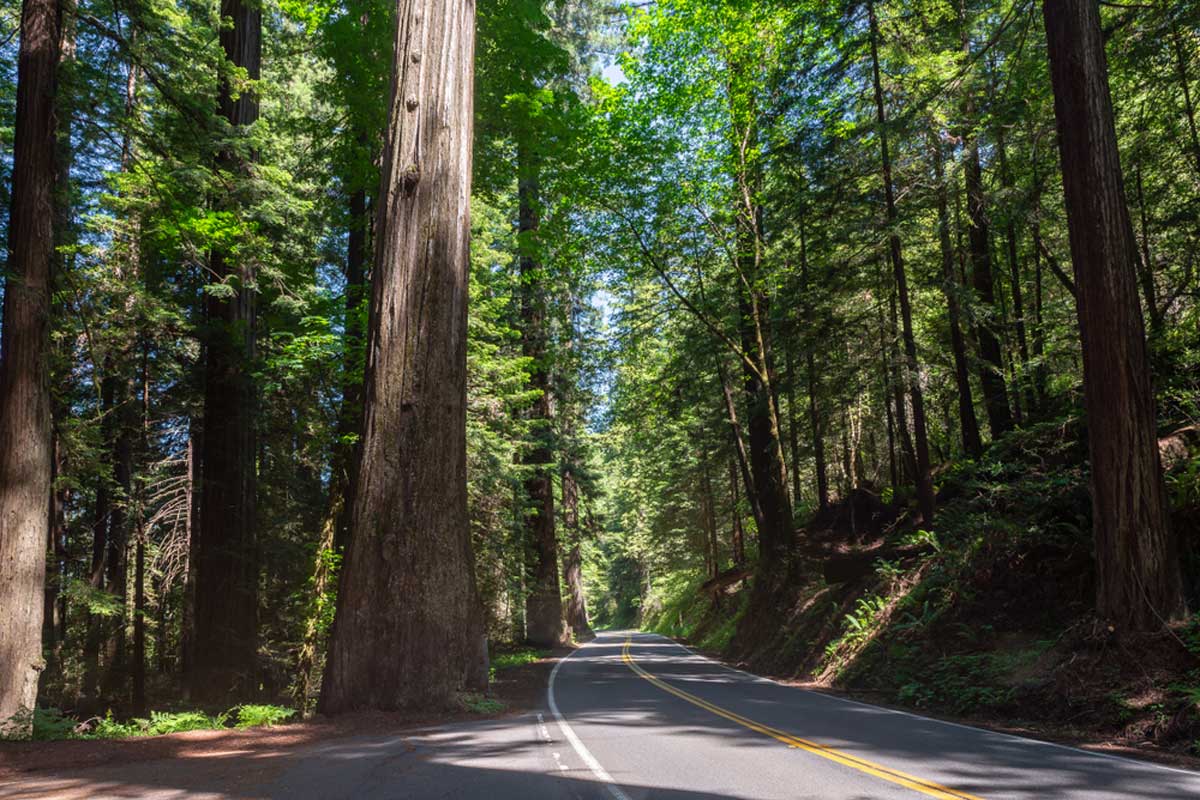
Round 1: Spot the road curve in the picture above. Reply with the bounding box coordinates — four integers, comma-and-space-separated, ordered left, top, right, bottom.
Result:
549, 630, 1200, 800
6, 630, 1200, 798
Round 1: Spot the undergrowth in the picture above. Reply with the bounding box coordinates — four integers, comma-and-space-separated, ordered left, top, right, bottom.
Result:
488, 647, 547, 681
32, 704, 296, 741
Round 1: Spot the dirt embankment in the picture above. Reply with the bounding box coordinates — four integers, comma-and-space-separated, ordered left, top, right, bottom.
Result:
683, 420, 1200, 768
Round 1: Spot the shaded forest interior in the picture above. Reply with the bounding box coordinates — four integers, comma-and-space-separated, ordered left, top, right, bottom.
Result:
1, 0, 1200, 758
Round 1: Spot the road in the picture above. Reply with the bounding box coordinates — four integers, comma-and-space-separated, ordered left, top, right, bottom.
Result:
6, 631, 1200, 799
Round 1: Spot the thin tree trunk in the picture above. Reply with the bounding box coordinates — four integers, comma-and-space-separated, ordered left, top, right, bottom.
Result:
997, 126, 1034, 419
797, 218, 828, 511
960, 12, 1014, 439
701, 458, 720, 579
1043, 0, 1184, 631
1029, 142, 1049, 405
319, 0, 487, 711
1168, 4, 1200, 180
561, 465, 591, 639
931, 134, 982, 456
1132, 161, 1161, 333
0, 0, 61, 738
727, 460, 747, 566
716, 357, 764, 532
867, 0, 934, 524
785, 343, 802, 509
192, 0, 262, 702
885, 273, 917, 485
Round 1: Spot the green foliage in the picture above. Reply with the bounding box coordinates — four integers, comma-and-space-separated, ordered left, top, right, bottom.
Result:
488, 648, 547, 682
459, 694, 506, 715
31, 705, 295, 741
235, 705, 296, 729
895, 655, 1019, 715
824, 595, 891, 662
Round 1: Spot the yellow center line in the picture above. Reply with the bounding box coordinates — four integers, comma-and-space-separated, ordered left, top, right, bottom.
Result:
621, 636, 985, 800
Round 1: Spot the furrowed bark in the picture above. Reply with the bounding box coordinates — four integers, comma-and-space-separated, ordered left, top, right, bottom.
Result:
319, 0, 487, 712
518, 139, 565, 649
1043, 0, 1185, 631
192, 0, 262, 702
0, 0, 61, 739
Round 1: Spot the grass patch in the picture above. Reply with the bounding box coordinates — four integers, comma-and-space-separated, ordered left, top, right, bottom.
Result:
489, 647, 547, 681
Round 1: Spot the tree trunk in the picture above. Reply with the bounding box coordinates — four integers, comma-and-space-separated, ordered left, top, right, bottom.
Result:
295, 182, 370, 713
727, 460, 747, 566
561, 466, 591, 639
737, 286, 795, 563
932, 135, 983, 457
884, 265, 918, 486
701, 458, 720, 579
0, 0, 61, 738
785, 343, 802, 509
319, 0, 487, 711
517, 140, 565, 649
1043, 0, 1184, 631
716, 357, 764, 532
964, 137, 1014, 439
192, 0, 262, 702
867, 0, 935, 524
797, 219, 828, 511
997, 127, 1033, 416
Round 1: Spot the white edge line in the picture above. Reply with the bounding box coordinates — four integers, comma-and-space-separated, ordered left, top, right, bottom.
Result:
547, 635, 634, 800
655, 632, 1200, 779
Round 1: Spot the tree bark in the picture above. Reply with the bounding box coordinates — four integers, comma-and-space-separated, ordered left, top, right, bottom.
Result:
932, 135, 982, 457
0, 0, 61, 738
716, 356, 764, 532
319, 0, 487, 711
192, 0, 262, 702
997, 127, 1033, 416
797, 218, 829, 511
727, 459, 747, 566
518, 139, 565, 649
295, 181, 371, 712
867, 0, 934, 524
561, 466, 591, 639
964, 133, 1014, 439
1043, 0, 1184, 631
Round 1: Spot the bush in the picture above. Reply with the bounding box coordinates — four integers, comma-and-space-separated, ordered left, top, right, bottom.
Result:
234, 705, 294, 729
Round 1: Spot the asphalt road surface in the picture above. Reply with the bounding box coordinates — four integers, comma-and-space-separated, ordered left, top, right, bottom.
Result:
7, 630, 1200, 799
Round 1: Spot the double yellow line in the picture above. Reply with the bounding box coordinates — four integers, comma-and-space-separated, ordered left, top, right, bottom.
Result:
621, 636, 984, 800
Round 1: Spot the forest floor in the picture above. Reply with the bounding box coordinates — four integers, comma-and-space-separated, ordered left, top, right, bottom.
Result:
0, 645, 570, 786
645, 416, 1200, 771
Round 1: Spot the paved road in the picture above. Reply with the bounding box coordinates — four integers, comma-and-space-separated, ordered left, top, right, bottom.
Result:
7, 630, 1200, 798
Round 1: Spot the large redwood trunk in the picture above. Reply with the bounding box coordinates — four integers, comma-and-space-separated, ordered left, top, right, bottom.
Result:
0, 0, 61, 738
518, 140, 565, 648
192, 0, 262, 701
1043, 0, 1184, 631
319, 0, 487, 711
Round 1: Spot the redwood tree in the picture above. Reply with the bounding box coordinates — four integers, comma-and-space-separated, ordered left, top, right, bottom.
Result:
191, 0, 262, 701
0, 0, 61, 738
518, 138, 566, 648
1043, 0, 1184, 631
319, 0, 488, 711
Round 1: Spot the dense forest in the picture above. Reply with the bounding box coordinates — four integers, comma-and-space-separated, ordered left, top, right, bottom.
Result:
0, 0, 1198, 755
